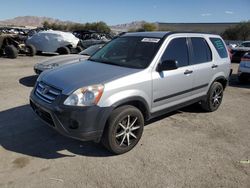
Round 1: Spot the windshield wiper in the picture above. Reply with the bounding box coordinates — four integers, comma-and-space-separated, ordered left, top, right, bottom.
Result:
89, 58, 118, 66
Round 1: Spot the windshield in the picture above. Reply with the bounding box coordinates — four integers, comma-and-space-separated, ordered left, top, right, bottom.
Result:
79, 44, 104, 56
89, 36, 162, 69
241, 42, 250, 47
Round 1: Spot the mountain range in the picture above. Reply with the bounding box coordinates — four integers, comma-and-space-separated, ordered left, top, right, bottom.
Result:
0, 16, 145, 31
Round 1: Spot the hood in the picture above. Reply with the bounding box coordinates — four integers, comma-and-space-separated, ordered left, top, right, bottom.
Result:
40, 60, 141, 95
37, 54, 86, 66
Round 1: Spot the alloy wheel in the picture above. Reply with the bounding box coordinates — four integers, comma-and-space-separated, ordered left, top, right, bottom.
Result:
115, 115, 140, 147
211, 86, 223, 108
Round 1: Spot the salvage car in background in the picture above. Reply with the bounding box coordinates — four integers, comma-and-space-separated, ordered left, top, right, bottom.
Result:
73, 30, 112, 49
26, 30, 82, 55
0, 34, 36, 58
231, 41, 250, 63
34, 43, 104, 74
238, 52, 250, 83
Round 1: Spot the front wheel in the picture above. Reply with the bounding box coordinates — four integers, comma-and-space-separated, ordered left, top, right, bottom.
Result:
4, 45, 18, 58
201, 82, 224, 112
102, 105, 144, 154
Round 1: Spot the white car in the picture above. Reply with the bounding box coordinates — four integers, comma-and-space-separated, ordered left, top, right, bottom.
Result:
238, 52, 250, 83
34, 44, 104, 74
26, 30, 80, 55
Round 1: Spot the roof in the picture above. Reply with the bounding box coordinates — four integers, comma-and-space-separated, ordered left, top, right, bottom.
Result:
123, 32, 169, 38
122, 31, 219, 39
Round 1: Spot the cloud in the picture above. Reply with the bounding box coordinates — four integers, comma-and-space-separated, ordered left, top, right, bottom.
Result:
225, 11, 234, 14
153, 5, 158, 9
201, 13, 212, 17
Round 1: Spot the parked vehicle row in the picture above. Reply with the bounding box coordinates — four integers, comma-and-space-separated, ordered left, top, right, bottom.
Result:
30, 31, 231, 154
0, 28, 112, 58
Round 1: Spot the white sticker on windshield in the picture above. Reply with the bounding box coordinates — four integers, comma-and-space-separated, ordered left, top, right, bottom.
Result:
141, 38, 160, 43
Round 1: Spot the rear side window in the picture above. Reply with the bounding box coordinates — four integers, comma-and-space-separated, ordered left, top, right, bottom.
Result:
191, 38, 212, 64
161, 38, 189, 67
210, 38, 228, 58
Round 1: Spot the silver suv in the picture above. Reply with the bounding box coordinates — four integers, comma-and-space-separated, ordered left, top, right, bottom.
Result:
30, 32, 231, 154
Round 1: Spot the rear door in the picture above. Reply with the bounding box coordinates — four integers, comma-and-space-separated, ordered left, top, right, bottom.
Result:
189, 37, 213, 97
152, 37, 194, 112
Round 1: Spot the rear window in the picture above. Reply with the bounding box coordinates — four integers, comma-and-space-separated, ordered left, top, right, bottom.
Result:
191, 37, 212, 64
209, 38, 228, 58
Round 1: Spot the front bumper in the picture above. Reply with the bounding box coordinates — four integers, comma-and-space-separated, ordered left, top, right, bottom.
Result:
30, 88, 113, 142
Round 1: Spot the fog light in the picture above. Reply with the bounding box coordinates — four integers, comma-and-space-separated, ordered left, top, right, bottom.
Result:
69, 120, 79, 129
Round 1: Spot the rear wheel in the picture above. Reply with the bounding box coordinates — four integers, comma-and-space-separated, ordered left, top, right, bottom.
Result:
4, 45, 18, 58
201, 82, 224, 112
102, 105, 144, 154
26, 44, 36, 56
57, 46, 70, 55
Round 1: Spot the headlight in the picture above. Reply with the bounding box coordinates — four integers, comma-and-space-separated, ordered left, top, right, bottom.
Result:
45, 63, 59, 69
36, 63, 59, 69
64, 84, 104, 106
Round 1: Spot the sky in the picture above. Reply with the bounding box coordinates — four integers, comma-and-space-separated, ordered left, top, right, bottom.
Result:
0, 0, 249, 25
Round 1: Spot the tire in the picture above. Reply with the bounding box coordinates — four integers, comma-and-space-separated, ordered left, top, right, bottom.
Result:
0, 49, 4, 56
4, 45, 18, 59
238, 75, 248, 83
26, 44, 36, 56
57, 46, 70, 55
36, 51, 42, 55
201, 82, 224, 112
76, 46, 83, 53
102, 105, 144, 154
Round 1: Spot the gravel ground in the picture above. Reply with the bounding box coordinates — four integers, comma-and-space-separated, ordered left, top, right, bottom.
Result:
0, 56, 249, 188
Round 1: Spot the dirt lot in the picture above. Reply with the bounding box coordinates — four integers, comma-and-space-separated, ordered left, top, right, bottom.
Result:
0, 56, 249, 188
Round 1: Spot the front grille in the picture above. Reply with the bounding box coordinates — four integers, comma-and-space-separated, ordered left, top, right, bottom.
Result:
30, 100, 55, 127
35, 81, 61, 104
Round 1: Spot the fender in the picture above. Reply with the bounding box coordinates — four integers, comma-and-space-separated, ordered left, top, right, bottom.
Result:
111, 96, 151, 120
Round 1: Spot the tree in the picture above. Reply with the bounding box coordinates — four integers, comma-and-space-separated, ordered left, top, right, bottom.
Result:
42, 21, 111, 33
42, 20, 50, 29
237, 21, 250, 41
222, 21, 250, 40
141, 23, 157, 31
128, 22, 158, 32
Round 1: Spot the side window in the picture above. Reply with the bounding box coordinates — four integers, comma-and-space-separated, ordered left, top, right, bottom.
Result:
161, 38, 189, 67
209, 38, 228, 58
191, 37, 212, 64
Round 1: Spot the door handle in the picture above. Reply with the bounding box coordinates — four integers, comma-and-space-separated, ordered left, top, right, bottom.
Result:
184, 70, 193, 75
212, 64, 218, 69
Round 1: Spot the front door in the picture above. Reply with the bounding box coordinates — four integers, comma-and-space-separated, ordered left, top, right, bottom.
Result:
152, 37, 194, 113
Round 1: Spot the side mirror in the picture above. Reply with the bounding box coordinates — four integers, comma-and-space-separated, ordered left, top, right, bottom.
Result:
157, 60, 178, 72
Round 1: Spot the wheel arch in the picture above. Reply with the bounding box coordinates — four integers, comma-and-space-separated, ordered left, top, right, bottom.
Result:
111, 96, 150, 121
213, 76, 228, 89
